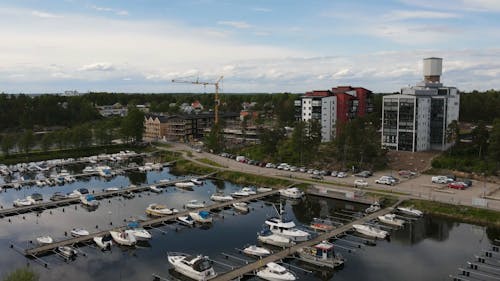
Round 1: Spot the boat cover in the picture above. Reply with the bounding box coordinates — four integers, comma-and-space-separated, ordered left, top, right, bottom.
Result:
199, 211, 210, 219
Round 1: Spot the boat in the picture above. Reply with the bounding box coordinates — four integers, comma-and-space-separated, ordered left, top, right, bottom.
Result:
50, 192, 67, 201
82, 166, 96, 173
13, 197, 35, 207
232, 202, 249, 212
310, 218, 336, 232
210, 193, 233, 202
96, 165, 112, 177
177, 215, 195, 226
243, 245, 271, 257
264, 204, 310, 242
296, 241, 344, 268
36, 236, 54, 245
80, 194, 99, 207
365, 202, 381, 214
110, 230, 137, 246
150, 186, 162, 193
35, 180, 45, 187
352, 224, 388, 239
190, 178, 203, 185
104, 187, 120, 192
58, 246, 77, 258
257, 228, 294, 247
241, 187, 257, 195
397, 206, 423, 217
167, 252, 217, 281
126, 225, 152, 241
146, 204, 178, 217
230, 190, 250, 197
71, 228, 90, 237
185, 200, 205, 209
256, 262, 296, 281
377, 214, 405, 227
175, 182, 196, 188
122, 191, 135, 199
30, 193, 43, 202
279, 188, 304, 199
189, 211, 213, 223
93, 235, 113, 250
257, 187, 273, 193
67, 190, 82, 198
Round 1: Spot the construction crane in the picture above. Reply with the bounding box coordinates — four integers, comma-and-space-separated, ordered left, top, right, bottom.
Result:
171, 76, 224, 125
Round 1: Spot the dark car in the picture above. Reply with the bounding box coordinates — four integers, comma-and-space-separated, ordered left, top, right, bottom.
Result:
446, 175, 457, 181
462, 179, 473, 187
355, 171, 372, 178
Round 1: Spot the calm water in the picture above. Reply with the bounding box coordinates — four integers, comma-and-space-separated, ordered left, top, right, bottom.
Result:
0, 164, 498, 281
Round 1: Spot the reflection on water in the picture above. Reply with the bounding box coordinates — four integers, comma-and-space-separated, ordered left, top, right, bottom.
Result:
0, 169, 498, 281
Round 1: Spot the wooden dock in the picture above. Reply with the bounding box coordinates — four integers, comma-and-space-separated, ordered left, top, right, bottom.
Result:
307, 186, 376, 205
211, 199, 404, 281
23, 189, 279, 256
0, 171, 214, 218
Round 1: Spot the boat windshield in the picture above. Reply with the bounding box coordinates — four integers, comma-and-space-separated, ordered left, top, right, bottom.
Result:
193, 258, 212, 272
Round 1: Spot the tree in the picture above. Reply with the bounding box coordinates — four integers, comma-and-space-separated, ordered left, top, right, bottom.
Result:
446, 120, 460, 144
2, 268, 38, 281
40, 133, 52, 152
489, 119, 500, 165
121, 107, 144, 142
204, 123, 225, 153
19, 130, 35, 153
1, 134, 15, 155
472, 122, 489, 159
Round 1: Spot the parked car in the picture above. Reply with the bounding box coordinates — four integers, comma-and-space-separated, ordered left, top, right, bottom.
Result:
290, 166, 298, 172
311, 175, 324, 180
307, 169, 314, 174
330, 171, 338, 177
446, 175, 457, 181
355, 171, 372, 178
398, 170, 417, 178
432, 176, 453, 184
299, 167, 307, 173
461, 179, 473, 187
337, 172, 347, 178
319, 170, 328, 176
236, 156, 246, 162
375, 176, 397, 185
448, 182, 467, 190
354, 179, 368, 187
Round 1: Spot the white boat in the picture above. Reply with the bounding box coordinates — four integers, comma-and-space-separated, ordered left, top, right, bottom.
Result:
67, 190, 82, 198
352, 224, 388, 239
96, 165, 112, 177
190, 178, 203, 185
243, 245, 271, 257
241, 187, 257, 195
104, 187, 120, 192
80, 195, 99, 207
110, 230, 137, 246
82, 166, 96, 173
264, 204, 310, 242
36, 236, 54, 245
397, 206, 423, 217
365, 202, 381, 213
257, 187, 273, 193
232, 202, 249, 212
146, 204, 178, 217
231, 190, 250, 197
71, 228, 90, 237
93, 235, 113, 250
279, 187, 304, 199
35, 180, 45, 187
175, 182, 196, 188
256, 262, 296, 281
210, 193, 233, 202
126, 221, 152, 241
189, 211, 213, 223
257, 229, 294, 247
167, 252, 217, 281
296, 241, 344, 269
13, 197, 35, 207
150, 186, 162, 193
185, 200, 205, 209
177, 215, 195, 226
58, 246, 77, 258
378, 214, 405, 227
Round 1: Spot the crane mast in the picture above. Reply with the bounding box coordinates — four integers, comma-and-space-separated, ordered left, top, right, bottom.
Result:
171, 76, 224, 125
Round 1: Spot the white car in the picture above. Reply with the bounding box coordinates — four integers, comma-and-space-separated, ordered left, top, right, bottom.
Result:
354, 179, 368, 187
375, 176, 395, 185
337, 172, 347, 178
431, 176, 452, 184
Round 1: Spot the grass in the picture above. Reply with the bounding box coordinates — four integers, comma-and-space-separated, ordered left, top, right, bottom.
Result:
197, 158, 227, 168
158, 150, 182, 163
170, 159, 218, 175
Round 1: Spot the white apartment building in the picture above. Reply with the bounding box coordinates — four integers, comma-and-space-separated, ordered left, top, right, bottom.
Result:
295, 94, 337, 142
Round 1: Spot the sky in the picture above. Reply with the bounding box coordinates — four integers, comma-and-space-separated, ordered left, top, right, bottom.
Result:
1, 0, 500, 93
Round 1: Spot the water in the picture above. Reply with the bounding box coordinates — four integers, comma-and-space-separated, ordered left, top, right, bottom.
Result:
0, 166, 498, 280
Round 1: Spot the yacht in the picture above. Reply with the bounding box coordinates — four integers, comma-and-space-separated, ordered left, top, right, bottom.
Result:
377, 214, 405, 227
352, 224, 388, 239
35, 180, 45, 187
175, 182, 196, 188
190, 178, 204, 185
310, 218, 336, 232
177, 215, 195, 226
58, 246, 77, 258
96, 165, 112, 178
104, 187, 120, 192
257, 228, 294, 247
230, 190, 250, 197
110, 230, 136, 246
36, 236, 54, 245
71, 228, 90, 237
146, 204, 178, 217
279, 187, 304, 199
232, 202, 249, 212
264, 204, 310, 242
241, 187, 257, 195
50, 192, 67, 201
80, 195, 99, 207
94, 235, 113, 250
210, 193, 233, 202
82, 166, 96, 174
167, 252, 217, 281
296, 241, 344, 269
126, 222, 152, 241
397, 206, 423, 217
365, 202, 381, 214
150, 185, 162, 193
185, 200, 205, 209
13, 197, 35, 207
30, 193, 43, 202
243, 245, 271, 257
256, 262, 296, 281
189, 211, 213, 224
257, 187, 273, 193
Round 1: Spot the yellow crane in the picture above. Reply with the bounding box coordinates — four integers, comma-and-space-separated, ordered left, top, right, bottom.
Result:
171, 76, 224, 125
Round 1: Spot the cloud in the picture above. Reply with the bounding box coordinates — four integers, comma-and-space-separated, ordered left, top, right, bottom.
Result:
217, 21, 253, 29
385, 10, 460, 20
31, 10, 60, 18
90, 5, 128, 16
79, 62, 115, 71
398, 0, 500, 12
252, 7, 271, 12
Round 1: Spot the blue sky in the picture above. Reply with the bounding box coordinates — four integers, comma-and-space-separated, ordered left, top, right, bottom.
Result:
1, 0, 500, 93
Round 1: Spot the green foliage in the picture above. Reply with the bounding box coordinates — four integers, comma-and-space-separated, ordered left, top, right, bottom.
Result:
19, 130, 35, 153
1, 134, 15, 155
2, 268, 38, 281
40, 133, 52, 152
204, 123, 225, 153
490, 119, 500, 164
197, 158, 227, 168
120, 107, 144, 142
460, 90, 500, 123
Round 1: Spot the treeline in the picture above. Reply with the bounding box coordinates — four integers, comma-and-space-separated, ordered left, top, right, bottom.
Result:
459, 90, 500, 123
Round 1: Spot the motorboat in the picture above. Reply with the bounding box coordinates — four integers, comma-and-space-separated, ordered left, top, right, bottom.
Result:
110, 230, 136, 246
256, 262, 296, 281
352, 224, 388, 239
257, 228, 294, 247
146, 204, 178, 217
76, 188, 89, 194
96, 165, 112, 177
189, 211, 213, 223
210, 193, 233, 202
104, 187, 120, 192
80, 194, 99, 207
30, 193, 43, 202
58, 246, 77, 258
397, 206, 423, 217
279, 187, 304, 199
264, 204, 310, 242
310, 218, 336, 232
167, 252, 217, 281
50, 192, 67, 201
177, 215, 195, 226
185, 200, 205, 209
67, 190, 82, 198
243, 245, 271, 257
35, 180, 45, 187
126, 222, 152, 241
230, 190, 250, 197
36, 236, 54, 245
150, 185, 162, 193
175, 182, 196, 188
378, 214, 405, 227
93, 235, 113, 250
241, 187, 257, 195
13, 197, 35, 207
190, 178, 204, 185
71, 228, 90, 237
257, 187, 273, 193
365, 202, 381, 214
232, 202, 249, 212
296, 241, 344, 269
82, 166, 96, 173
122, 191, 135, 199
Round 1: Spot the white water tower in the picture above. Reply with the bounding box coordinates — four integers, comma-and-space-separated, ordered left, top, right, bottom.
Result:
423, 57, 442, 83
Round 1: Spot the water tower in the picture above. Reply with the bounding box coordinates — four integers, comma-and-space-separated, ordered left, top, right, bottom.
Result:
423, 57, 442, 83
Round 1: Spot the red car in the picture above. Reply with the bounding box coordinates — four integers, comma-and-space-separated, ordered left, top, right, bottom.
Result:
448, 182, 467, 190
